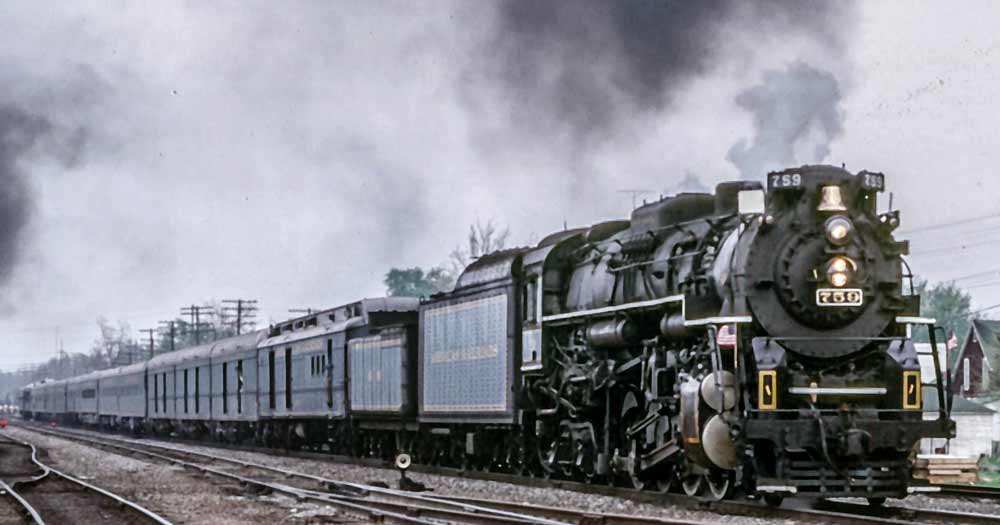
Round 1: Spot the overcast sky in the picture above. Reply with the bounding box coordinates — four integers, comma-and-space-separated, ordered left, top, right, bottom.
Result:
1, 1, 999, 369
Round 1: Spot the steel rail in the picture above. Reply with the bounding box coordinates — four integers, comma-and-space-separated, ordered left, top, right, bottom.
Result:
936, 483, 1000, 500
819, 499, 1000, 525
0, 479, 44, 524
18, 425, 601, 525
0, 433, 174, 525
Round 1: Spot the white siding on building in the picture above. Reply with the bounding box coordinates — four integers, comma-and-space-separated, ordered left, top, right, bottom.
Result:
922, 413, 995, 457
916, 343, 946, 384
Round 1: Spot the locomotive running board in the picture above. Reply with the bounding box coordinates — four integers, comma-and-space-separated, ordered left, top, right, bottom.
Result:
541, 294, 753, 327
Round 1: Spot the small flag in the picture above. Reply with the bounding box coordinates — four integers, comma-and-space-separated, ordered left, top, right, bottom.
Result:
947, 332, 959, 351
717, 324, 737, 347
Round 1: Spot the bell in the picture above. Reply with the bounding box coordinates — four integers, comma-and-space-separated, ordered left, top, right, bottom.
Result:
818, 185, 847, 212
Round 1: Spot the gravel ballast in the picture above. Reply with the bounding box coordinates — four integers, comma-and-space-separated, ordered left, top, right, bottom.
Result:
13, 424, 813, 525
3, 425, 361, 524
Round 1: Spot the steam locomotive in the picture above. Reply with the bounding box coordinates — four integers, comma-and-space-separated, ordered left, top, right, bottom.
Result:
21, 165, 954, 506
520, 164, 954, 505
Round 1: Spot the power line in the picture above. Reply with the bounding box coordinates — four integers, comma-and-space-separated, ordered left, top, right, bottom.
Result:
972, 302, 1000, 316
908, 235, 1000, 257
899, 212, 1000, 236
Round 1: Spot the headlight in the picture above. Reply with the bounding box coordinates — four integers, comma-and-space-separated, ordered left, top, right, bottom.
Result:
825, 215, 853, 245
826, 256, 856, 288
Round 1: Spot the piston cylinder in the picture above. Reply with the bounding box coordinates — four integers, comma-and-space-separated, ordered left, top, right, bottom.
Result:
659, 313, 688, 338
586, 319, 638, 348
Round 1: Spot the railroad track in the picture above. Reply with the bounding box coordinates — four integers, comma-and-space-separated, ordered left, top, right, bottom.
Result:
936, 483, 1000, 500
13, 424, 702, 525
0, 432, 172, 525
16, 423, 1000, 525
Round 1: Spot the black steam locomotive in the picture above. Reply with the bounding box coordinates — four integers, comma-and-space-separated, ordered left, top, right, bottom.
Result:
518, 164, 953, 504
22, 164, 953, 507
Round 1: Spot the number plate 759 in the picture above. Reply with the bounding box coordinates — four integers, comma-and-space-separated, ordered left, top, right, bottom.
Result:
816, 288, 863, 307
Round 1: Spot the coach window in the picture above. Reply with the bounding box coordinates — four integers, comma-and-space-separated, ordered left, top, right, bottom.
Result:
285, 347, 293, 409
183, 369, 189, 413
162, 373, 167, 413
237, 359, 244, 414
154, 375, 159, 413
326, 338, 334, 408
195, 367, 201, 414
268, 350, 276, 409
222, 362, 229, 414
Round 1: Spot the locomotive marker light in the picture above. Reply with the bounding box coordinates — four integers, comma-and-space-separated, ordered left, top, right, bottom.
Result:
903, 371, 921, 409
825, 215, 854, 245
738, 188, 766, 215
758, 371, 777, 410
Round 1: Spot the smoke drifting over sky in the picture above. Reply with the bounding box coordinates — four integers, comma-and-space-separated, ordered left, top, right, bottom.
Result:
0, 100, 89, 286
727, 63, 845, 179
478, 1, 853, 146
2, 2, 1000, 368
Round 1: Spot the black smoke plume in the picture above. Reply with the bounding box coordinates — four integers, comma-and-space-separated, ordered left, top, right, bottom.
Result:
0, 104, 87, 285
727, 63, 844, 179
481, 0, 854, 145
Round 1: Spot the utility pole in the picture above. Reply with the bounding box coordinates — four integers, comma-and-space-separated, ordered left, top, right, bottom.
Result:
222, 299, 258, 335
139, 328, 156, 360
158, 320, 177, 353
180, 305, 214, 344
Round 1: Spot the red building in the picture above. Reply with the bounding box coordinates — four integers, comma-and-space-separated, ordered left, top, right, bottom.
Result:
951, 320, 1000, 397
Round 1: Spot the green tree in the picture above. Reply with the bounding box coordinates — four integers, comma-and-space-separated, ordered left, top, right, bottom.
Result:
384, 267, 450, 297
384, 219, 511, 298
913, 279, 973, 343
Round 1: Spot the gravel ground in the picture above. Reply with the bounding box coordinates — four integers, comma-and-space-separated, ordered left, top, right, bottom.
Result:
859, 492, 1000, 516
3, 426, 371, 524
21, 425, 816, 525
0, 493, 31, 525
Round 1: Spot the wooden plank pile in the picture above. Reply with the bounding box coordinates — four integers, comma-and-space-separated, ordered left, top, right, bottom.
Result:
913, 454, 980, 483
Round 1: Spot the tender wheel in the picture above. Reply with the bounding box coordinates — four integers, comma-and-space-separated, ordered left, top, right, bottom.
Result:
706, 471, 733, 501
867, 497, 886, 507
763, 494, 784, 507
682, 475, 704, 497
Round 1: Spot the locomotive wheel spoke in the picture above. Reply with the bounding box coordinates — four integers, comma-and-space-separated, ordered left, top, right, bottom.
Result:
655, 478, 674, 494
626, 440, 646, 490
705, 471, 733, 501
681, 474, 704, 497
